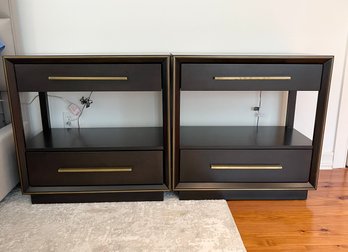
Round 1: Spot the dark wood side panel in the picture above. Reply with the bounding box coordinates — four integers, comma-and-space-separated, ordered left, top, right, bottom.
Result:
27, 151, 163, 186
181, 64, 322, 91
180, 149, 312, 183
310, 59, 334, 188
3, 59, 29, 191
172, 57, 181, 189
161, 56, 171, 189
15, 63, 162, 91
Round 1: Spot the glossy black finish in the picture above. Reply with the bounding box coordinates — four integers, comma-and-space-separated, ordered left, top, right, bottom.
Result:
180, 126, 312, 150
26, 127, 163, 151
31, 192, 164, 204
181, 64, 322, 91
180, 149, 312, 182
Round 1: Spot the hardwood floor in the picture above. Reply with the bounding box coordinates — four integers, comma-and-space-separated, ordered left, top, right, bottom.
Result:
228, 168, 348, 251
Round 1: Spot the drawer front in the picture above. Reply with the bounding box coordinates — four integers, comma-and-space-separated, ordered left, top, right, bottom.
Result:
181, 64, 322, 91
180, 150, 312, 183
27, 151, 163, 186
15, 63, 162, 91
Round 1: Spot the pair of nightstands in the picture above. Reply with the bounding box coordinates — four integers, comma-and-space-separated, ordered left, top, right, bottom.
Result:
4, 55, 333, 203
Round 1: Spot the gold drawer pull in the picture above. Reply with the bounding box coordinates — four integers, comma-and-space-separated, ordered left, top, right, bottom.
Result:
49, 76, 128, 81
210, 164, 283, 170
213, 76, 291, 81
58, 167, 133, 173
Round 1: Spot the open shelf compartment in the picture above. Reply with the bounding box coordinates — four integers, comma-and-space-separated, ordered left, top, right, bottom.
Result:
26, 127, 164, 151
180, 126, 312, 150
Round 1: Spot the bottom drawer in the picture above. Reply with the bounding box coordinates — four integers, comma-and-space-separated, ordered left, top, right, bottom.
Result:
27, 151, 163, 186
180, 149, 312, 183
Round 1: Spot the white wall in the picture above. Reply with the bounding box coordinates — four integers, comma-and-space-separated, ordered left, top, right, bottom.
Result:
10, 0, 348, 168
333, 38, 348, 168
181, 91, 288, 127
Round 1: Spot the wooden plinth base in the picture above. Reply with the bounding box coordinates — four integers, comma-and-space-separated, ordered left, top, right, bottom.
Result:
31, 192, 164, 204
178, 190, 308, 200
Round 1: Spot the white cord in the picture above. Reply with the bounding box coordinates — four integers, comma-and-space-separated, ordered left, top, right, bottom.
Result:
48, 94, 75, 105
22, 94, 80, 125
25, 95, 39, 105
22, 94, 75, 105
22, 92, 93, 129
77, 91, 93, 128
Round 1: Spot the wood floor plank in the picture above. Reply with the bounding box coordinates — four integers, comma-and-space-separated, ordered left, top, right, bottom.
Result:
246, 245, 308, 252
305, 245, 348, 251
229, 168, 348, 251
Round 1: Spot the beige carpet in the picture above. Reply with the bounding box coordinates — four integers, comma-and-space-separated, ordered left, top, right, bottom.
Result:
0, 189, 245, 252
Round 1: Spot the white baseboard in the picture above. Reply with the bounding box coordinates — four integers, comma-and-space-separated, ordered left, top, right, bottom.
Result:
320, 152, 334, 170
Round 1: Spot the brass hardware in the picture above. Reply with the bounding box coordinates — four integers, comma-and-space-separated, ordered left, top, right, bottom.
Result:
213, 76, 291, 81
58, 167, 132, 173
210, 164, 283, 170
48, 76, 128, 81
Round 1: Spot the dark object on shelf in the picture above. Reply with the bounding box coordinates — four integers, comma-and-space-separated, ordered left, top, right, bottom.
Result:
172, 55, 333, 200
0, 40, 5, 52
80, 96, 93, 108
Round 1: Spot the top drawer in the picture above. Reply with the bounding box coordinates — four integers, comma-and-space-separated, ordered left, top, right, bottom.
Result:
181, 64, 322, 91
15, 63, 162, 91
